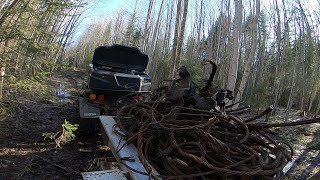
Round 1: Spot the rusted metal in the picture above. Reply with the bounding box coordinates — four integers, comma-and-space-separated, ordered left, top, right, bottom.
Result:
109, 66, 320, 179
112, 93, 320, 179
114, 100, 293, 179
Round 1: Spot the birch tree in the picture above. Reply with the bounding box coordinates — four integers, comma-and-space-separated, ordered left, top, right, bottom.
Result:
226, 0, 242, 93
147, 0, 165, 76
142, 0, 154, 52
234, 0, 260, 107
169, 0, 183, 78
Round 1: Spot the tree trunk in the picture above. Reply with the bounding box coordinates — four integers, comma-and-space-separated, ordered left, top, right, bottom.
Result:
196, 0, 204, 61
112, 11, 125, 44
234, 0, 259, 108
271, 0, 282, 114
285, 56, 297, 120
0, 65, 5, 99
169, 0, 182, 78
162, 0, 174, 62
309, 42, 320, 111
147, 0, 164, 75
174, 0, 189, 73
226, 0, 242, 93
142, 0, 154, 52
315, 96, 320, 116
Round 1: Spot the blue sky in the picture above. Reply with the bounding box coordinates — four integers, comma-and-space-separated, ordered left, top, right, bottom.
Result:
72, 0, 153, 44
83, 0, 122, 19
72, 0, 319, 44
73, 0, 124, 41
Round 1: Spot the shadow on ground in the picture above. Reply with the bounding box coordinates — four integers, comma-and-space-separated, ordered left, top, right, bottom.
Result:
285, 127, 320, 179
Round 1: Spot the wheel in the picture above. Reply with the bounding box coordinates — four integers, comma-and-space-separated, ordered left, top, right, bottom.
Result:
77, 118, 99, 137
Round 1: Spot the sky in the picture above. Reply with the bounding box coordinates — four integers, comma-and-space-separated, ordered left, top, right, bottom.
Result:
73, 0, 127, 41
72, 0, 120, 42
72, 0, 319, 44
81, 0, 123, 20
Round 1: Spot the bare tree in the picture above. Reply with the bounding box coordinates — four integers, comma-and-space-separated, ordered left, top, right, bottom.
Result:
170, 0, 189, 78
226, 0, 242, 94
142, 0, 154, 52
147, 0, 165, 76
169, 0, 183, 78
162, 0, 174, 62
271, 0, 282, 113
234, 0, 260, 108
175, 0, 189, 71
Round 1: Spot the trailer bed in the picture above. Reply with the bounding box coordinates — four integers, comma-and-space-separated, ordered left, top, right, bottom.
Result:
81, 116, 159, 180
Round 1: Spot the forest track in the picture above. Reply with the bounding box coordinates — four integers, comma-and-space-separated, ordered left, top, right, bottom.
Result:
241, 110, 320, 179
0, 69, 118, 180
278, 116, 320, 179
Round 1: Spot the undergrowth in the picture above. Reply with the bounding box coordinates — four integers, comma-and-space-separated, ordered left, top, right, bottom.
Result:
8, 72, 54, 100
0, 72, 57, 117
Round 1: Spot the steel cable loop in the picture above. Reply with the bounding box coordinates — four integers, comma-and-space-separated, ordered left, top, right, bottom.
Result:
113, 98, 319, 179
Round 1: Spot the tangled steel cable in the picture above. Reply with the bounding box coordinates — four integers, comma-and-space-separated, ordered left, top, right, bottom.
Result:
112, 97, 320, 180
112, 65, 320, 179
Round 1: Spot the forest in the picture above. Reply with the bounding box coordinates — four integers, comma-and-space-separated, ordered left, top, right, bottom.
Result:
1, 0, 320, 115
1, 0, 320, 179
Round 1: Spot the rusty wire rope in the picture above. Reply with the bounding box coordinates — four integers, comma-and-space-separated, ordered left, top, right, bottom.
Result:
113, 104, 311, 179
113, 85, 320, 179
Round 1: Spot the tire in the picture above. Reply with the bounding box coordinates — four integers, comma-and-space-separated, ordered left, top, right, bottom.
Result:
77, 118, 99, 137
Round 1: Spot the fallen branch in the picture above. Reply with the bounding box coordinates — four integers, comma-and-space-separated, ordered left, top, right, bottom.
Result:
248, 116, 320, 129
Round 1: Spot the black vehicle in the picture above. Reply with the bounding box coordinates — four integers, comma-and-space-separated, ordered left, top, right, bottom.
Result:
79, 45, 152, 119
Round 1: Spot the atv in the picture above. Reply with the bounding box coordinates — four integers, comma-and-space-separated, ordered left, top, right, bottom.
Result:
79, 45, 152, 121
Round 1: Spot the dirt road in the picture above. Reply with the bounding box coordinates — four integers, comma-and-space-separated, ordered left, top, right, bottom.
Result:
0, 70, 116, 180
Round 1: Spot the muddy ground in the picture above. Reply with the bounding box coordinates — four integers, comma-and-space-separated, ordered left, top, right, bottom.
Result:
0, 69, 319, 180
0, 70, 117, 180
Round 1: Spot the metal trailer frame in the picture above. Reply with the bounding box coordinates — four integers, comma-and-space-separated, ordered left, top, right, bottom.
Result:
82, 116, 159, 180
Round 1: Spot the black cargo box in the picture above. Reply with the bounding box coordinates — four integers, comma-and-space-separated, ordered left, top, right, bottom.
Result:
89, 45, 151, 93
92, 45, 148, 73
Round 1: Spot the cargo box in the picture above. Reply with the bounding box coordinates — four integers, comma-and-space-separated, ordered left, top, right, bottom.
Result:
88, 45, 152, 93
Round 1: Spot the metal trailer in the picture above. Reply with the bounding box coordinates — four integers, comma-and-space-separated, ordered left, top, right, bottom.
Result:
81, 116, 159, 180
